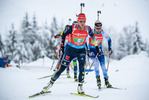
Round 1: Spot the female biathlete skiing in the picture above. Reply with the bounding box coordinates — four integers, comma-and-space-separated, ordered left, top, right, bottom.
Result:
87, 20, 113, 89
54, 21, 78, 81
42, 13, 101, 94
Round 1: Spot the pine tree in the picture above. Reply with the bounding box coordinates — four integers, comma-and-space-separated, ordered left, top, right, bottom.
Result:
132, 22, 145, 54
123, 25, 134, 55
116, 25, 134, 59
32, 14, 38, 29
48, 16, 59, 58
42, 21, 51, 58
20, 12, 38, 62
31, 41, 42, 61
5, 24, 18, 60
116, 34, 127, 60
116, 22, 145, 60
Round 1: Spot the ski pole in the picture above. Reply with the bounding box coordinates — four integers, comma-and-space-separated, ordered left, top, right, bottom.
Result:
107, 54, 111, 72
50, 56, 56, 70
85, 56, 90, 69
53, 51, 64, 71
69, 63, 74, 70
50, 45, 61, 70
87, 55, 91, 67
86, 53, 99, 75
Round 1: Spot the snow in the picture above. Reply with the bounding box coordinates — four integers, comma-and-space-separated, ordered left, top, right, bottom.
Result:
24, 56, 57, 67
0, 51, 149, 100
21, 57, 58, 72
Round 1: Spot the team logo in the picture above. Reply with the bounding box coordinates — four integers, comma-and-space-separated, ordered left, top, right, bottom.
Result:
65, 55, 70, 60
81, 57, 84, 60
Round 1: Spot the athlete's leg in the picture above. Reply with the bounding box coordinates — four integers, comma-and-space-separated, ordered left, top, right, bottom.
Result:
42, 45, 76, 92
97, 53, 108, 78
77, 53, 86, 83
77, 49, 86, 94
73, 57, 78, 81
98, 53, 112, 88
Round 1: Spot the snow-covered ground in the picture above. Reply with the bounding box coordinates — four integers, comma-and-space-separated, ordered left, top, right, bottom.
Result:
0, 51, 149, 100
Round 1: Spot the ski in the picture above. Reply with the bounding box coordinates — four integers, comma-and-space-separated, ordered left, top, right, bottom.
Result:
29, 91, 51, 98
111, 87, 126, 90
101, 87, 126, 90
37, 75, 54, 79
38, 74, 66, 79
71, 93, 99, 98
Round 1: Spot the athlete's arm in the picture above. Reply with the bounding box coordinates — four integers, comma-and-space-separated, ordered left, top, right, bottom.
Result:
55, 25, 70, 38
54, 31, 63, 38
102, 30, 112, 50
61, 25, 72, 46
88, 26, 101, 55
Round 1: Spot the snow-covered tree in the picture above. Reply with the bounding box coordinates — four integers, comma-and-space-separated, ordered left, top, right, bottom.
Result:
123, 25, 135, 55
5, 24, 18, 60
20, 13, 40, 61
32, 14, 38, 29
48, 16, 59, 58
116, 33, 127, 60
132, 22, 145, 54
116, 22, 145, 59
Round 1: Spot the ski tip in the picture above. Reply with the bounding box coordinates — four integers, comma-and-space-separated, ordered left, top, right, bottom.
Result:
96, 95, 99, 98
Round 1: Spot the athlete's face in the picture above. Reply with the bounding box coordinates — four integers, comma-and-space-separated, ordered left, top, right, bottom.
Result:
78, 20, 86, 28
95, 27, 102, 33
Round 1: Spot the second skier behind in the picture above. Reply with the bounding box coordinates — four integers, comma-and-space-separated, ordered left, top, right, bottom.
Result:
87, 20, 113, 89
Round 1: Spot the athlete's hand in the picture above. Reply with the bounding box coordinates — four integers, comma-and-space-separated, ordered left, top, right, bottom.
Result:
87, 50, 93, 57
109, 49, 113, 56
54, 35, 60, 38
95, 46, 101, 55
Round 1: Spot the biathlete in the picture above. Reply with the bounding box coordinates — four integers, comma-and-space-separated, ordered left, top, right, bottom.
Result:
54, 22, 78, 81
42, 13, 101, 94
87, 20, 113, 89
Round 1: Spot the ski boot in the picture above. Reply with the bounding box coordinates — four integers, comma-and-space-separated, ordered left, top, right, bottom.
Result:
42, 79, 54, 92
74, 72, 78, 82
96, 75, 101, 89
67, 71, 71, 78
77, 83, 85, 94
104, 77, 112, 88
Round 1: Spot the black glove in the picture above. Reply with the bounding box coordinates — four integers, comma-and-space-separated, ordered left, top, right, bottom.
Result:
87, 50, 92, 57
54, 35, 60, 38
95, 46, 101, 55
109, 49, 113, 56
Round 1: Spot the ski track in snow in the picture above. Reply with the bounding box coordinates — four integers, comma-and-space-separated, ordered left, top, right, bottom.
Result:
0, 52, 149, 100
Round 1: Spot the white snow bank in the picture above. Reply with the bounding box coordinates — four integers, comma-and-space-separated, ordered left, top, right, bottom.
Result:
107, 51, 149, 100
21, 56, 58, 72
0, 52, 149, 100
26, 56, 56, 67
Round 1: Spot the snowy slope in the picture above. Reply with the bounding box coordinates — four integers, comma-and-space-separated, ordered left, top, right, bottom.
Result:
0, 51, 149, 100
